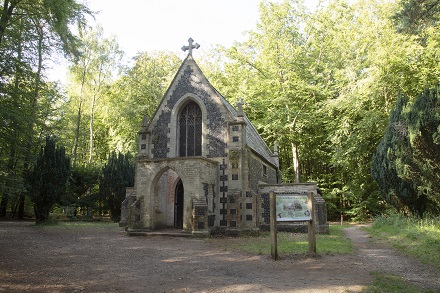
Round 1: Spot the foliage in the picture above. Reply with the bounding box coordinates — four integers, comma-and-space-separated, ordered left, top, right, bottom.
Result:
372, 95, 420, 214
316, 0, 419, 220
200, 0, 440, 219
406, 87, 440, 207
367, 271, 434, 293
203, 0, 406, 219
27, 137, 71, 223
372, 87, 440, 216
0, 0, 92, 218
65, 25, 124, 167
366, 211, 440, 271
393, 0, 440, 34
2, 0, 440, 221
0, 0, 91, 57
99, 151, 134, 222
103, 51, 181, 154
67, 165, 100, 209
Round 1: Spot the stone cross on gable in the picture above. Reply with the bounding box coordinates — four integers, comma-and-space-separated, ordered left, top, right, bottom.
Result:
181, 37, 200, 56
235, 98, 246, 116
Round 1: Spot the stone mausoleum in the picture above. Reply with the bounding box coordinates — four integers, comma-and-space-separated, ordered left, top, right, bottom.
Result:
121, 38, 328, 235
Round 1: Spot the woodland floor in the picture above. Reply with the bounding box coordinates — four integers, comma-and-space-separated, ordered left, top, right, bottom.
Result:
0, 221, 439, 293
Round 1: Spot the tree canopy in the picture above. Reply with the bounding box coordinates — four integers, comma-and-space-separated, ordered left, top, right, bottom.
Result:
1, 0, 440, 221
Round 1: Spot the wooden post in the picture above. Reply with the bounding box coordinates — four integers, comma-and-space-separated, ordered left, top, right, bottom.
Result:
270, 191, 278, 260
308, 192, 316, 255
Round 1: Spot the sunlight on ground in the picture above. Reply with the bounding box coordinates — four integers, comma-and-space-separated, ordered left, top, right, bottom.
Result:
208, 284, 367, 292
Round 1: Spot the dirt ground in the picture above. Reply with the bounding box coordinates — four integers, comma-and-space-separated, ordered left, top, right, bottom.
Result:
0, 221, 439, 293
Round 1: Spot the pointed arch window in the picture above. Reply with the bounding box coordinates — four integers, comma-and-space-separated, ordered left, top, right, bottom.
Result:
179, 101, 202, 157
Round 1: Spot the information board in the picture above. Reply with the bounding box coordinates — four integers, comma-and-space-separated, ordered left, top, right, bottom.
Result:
275, 193, 311, 221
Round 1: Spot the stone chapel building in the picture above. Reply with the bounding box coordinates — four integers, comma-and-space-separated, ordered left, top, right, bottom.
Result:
121, 39, 328, 235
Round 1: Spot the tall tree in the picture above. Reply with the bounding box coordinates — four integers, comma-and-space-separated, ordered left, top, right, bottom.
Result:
0, 15, 30, 217
0, 0, 91, 64
27, 137, 71, 223
372, 87, 440, 216
211, 0, 323, 183
66, 26, 123, 167
0, 0, 91, 218
372, 95, 421, 215
302, 0, 436, 218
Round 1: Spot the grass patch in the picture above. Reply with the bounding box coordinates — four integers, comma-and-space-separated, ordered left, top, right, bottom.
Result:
316, 224, 352, 254
59, 221, 119, 227
366, 272, 435, 293
34, 220, 120, 230
218, 224, 352, 256
366, 212, 440, 271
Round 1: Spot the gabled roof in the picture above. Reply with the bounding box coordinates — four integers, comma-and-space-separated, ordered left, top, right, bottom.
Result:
147, 54, 278, 168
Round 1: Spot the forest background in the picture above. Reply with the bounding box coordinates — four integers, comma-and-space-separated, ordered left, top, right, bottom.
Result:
0, 0, 439, 223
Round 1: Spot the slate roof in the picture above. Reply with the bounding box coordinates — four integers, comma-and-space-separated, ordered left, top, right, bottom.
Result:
211, 87, 278, 168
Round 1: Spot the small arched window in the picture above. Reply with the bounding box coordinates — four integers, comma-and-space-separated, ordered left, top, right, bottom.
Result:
178, 101, 202, 157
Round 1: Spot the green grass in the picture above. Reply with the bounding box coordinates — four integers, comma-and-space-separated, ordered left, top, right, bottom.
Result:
35, 220, 120, 230
365, 272, 435, 293
219, 224, 353, 256
316, 224, 353, 254
366, 212, 440, 271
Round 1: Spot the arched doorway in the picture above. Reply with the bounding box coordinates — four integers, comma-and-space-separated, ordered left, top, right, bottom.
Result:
153, 169, 182, 228
174, 179, 184, 229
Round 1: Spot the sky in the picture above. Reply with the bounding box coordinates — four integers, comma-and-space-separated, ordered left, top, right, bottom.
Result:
50, 0, 319, 82
85, 0, 262, 58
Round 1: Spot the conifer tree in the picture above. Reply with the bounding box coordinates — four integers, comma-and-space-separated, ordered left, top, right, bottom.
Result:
99, 152, 134, 222
372, 88, 440, 216
372, 95, 420, 215
406, 87, 440, 210
28, 137, 71, 223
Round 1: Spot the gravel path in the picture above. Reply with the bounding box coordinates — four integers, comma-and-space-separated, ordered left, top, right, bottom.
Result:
344, 224, 440, 292
0, 221, 438, 292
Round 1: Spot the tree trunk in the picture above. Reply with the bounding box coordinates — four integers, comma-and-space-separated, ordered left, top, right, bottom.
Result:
1, 142, 18, 218
88, 63, 104, 165
0, 0, 19, 46
72, 63, 89, 167
2, 14, 22, 218
0, 194, 8, 218
72, 98, 82, 167
18, 22, 44, 218
88, 93, 96, 164
292, 142, 300, 183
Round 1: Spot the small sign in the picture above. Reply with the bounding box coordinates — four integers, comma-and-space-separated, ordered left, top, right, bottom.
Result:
276, 193, 311, 221
270, 191, 316, 259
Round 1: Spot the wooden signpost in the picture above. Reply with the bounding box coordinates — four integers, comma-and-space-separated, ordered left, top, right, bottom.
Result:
270, 191, 316, 260
270, 192, 278, 260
